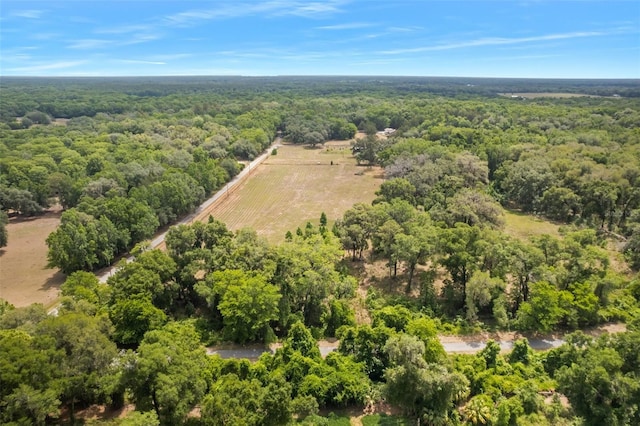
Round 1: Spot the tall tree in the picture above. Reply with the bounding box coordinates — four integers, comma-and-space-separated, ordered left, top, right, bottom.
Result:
383, 334, 469, 422
196, 269, 280, 343
127, 322, 209, 425
35, 313, 119, 422
46, 209, 119, 273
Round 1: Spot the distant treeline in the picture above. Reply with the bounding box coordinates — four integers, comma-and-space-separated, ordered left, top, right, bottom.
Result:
1, 76, 639, 120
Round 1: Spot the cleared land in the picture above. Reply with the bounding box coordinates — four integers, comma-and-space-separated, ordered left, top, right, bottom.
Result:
198, 141, 383, 242
0, 209, 65, 308
503, 209, 561, 240
1, 140, 382, 306
498, 92, 612, 99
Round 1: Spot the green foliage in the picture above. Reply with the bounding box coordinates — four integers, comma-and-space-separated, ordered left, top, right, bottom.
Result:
274, 231, 345, 329
291, 395, 319, 419
0, 330, 63, 424
361, 414, 411, 426
61, 271, 110, 306
3, 77, 640, 426
383, 334, 469, 421
0, 184, 44, 215
463, 394, 494, 425
0, 304, 48, 332
515, 282, 571, 332
46, 209, 119, 273
201, 373, 292, 426
35, 312, 119, 420
508, 338, 533, 365
322, 299, 356, 337
127, 322, 209, 425
479, 340, 502, 368
119, 411, 160, 426
109, 298, 167, 346
0, 210, 8, 247
197, 270, 280, 343
338, 324, 395, 381
556, 343, 640, 425
283, 321, 322, 360
372, 305, 413, 331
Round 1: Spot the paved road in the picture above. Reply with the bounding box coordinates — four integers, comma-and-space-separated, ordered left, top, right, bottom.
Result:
96, 139, 281, 284
206, 336, 568, 360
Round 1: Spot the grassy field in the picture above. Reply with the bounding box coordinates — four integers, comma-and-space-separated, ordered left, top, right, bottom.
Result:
199, 141, 383, 243
0, 140, 381, 308
503, 209, 561, 241
0, 210, 65, 308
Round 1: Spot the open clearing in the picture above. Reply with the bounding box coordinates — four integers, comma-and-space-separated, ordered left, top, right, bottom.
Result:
498, 92, 610, 99
198, 141, 383, 242
0, 140, 382, 307
0, 209, 65, 308
503, 209, 561, 241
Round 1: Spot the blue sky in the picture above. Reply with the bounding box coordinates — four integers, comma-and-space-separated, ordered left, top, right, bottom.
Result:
1, 0, 639, 78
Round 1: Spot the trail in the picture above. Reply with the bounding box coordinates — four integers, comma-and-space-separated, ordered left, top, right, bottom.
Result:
206, 323, 626, 359
205, 337, 558, 359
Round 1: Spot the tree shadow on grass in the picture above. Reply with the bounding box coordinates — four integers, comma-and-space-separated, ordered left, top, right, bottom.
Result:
40, 269, 66, 293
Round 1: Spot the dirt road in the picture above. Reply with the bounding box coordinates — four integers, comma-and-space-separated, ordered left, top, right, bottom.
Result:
206, 323, 626, 359
95, 139, 281, 284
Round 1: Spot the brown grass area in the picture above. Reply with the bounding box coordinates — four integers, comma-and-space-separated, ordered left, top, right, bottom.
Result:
196, 142, 383, 243
0, 209, 65, 308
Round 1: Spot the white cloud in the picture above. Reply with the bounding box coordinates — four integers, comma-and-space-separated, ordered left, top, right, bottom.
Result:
31, 33, 60, 41
148, 53, 194, 61
380, 31, 607, 55
6, 60, 87, 73
96, 24, 155, 35
68, 39, 112, 50
386, 26, 422, 33
164, 0, 347, 27
316, 22, 373, 30
121, 34, 161, 45
116, 59, 166, 65
67, 33, 160, 50
284, 1, 347, 18
11, 10, 44, 19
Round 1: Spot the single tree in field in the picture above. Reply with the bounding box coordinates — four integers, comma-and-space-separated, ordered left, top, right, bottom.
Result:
319, 211, 328, 227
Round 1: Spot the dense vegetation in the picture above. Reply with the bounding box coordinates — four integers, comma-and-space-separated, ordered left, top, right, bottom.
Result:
1, 77, 639, 425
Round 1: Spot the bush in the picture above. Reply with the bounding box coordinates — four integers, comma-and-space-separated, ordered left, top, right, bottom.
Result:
362, 414, 411, 425
291, 395, 319, 419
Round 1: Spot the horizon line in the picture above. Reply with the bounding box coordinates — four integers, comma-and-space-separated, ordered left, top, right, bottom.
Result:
1, 74, 639, 81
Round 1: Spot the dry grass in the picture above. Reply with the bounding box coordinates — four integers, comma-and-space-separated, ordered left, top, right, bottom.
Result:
0, 209, 65, 308
0, 140, 382, 307
198, 141, 383, 243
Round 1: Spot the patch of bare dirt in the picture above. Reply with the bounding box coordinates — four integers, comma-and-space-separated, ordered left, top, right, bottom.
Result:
438, 322, 627, 345
64, 404, 135, 422
0, 207, 65, 307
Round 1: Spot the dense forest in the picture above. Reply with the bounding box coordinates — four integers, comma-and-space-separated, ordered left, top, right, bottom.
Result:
1, 77, 639, 425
